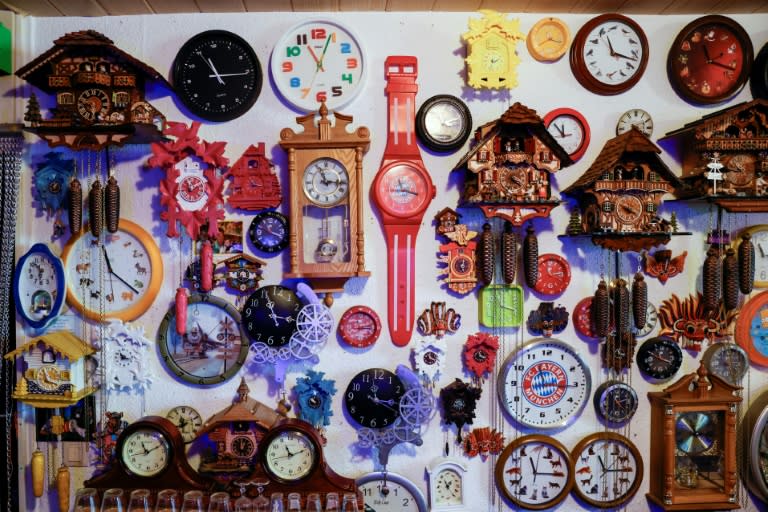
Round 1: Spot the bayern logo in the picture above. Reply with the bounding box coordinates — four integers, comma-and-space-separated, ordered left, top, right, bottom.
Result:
521, 361, 567, 407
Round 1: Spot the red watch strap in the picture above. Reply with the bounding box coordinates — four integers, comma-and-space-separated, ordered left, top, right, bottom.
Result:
384, 223, 420, 346
384, 56, 420, 158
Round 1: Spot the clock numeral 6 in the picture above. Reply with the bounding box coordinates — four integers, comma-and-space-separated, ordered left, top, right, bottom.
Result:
316, 91, 327, 102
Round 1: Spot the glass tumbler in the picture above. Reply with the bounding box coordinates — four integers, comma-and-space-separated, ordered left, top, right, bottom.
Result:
286, 493, 301, 512
251, 496, 269, 512
155, 489, 180, 512
100, 488, 125, 512
128, 489, 152, 512
207, 492, 232, 512
340, 494, 359, 512
324, 493, 339, 512
269, 492, 284, 512
232, 496, 252, 512
180, 490, 205, 512
73, 487, 100, 512
305, 493, 322, 512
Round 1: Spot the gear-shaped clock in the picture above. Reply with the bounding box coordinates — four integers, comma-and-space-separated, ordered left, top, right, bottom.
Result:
100, 320, 152, 392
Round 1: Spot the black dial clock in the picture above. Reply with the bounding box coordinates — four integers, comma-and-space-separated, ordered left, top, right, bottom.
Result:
415, 94, 472, 152
593, 380, 639, 424
248, 211, 289, 254
344, 368, 405, 429
241, 285, 301, 347
172, 30, 263, 122
752, 42, 768, 100
636, 336, 683, 380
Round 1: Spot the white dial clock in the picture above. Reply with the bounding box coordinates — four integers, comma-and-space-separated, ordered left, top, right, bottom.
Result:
358, 471, 428, 512
263, 427, 318, 482
544, 108, 590, 162
427, 458, 467, 510
303, 157, 349, 206
742, 225, 768, 287
14, 243, 66, 329
102, 320, 152, 392
616, 108, 653, 136
166, 405, 203, 444
120, 426, 171, 478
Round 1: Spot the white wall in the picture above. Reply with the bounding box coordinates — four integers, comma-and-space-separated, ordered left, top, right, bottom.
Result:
9, 10, 768, 511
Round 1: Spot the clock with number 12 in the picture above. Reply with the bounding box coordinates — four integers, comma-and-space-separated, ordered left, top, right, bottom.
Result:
270, 19, 366, 113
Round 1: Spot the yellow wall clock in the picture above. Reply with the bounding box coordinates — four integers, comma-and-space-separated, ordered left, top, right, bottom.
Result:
527, 17, 570, 62
462, 10, 524, 90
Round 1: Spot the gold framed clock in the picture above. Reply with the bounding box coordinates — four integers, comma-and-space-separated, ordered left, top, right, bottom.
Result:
279, 103, 370, 306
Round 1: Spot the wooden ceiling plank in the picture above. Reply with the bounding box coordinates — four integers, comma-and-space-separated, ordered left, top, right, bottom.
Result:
432, 0, 482, 10
616, 0, 674, 14
49, 0, 106, 16
660, 0, 721, 14
0, 0, 62, 16
340, 0, 386, 10
145, 0, 200, 14
713, 0, 768, 13
479, 0, 531, 11
243, 0, 294, 11
196, 0, 246, 12
385, 0, 435, 11
97, 0, 152, 15
292, 0, 338, 11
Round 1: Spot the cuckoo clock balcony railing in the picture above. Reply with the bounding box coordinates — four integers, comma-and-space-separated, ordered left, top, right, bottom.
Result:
594, 179, 673, 194
48, 75, 71, 88
113, 74, 136, 87
696, 139, 768, 152
73, 71, 111, 87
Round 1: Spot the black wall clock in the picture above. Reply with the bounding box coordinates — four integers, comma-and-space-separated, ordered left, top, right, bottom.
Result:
172, 30, 263, 122
752, 41, 768, 100
241, 284, 301, 347
415, 94, 472, 152
343, 368, 404, 429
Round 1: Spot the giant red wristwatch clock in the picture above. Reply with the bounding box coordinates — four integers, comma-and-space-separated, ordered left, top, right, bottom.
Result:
372, 56, 436, 347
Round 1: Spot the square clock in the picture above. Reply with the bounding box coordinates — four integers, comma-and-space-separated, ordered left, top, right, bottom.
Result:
480, 284, 523, 327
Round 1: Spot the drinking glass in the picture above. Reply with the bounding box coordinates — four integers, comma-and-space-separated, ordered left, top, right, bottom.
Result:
305, 493, 322, 512
269, 492, 284, 512
286, 493, 301, 512
128, 489, 152, 512
100, 488, 125, 512
180, 490, 204, 512
73, 487, 100, 512
251, 496, 269, 512
340, 493, 358, 512
207, 492, 231, 512
233, 496, 252, 512
155, 489, 180, 512
324, 493, 339, 512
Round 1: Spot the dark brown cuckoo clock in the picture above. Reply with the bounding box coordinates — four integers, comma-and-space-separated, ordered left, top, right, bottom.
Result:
15, 30, 168, 150
452, 102, 574, 225
562, 127, 685, 252
227, 143, 282, 211
659, 98, 768, 212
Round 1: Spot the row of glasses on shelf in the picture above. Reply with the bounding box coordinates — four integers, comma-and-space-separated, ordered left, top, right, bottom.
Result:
74, 488, 361, 512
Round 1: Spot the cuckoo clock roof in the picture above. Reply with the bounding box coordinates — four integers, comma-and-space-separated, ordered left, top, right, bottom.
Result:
197, 378, 285, 437
660, 98, 768, 141
4, 330, 94, 361
462, 10, 523, 43
230, 143, 271, 175
221, 253, 267, 269
562, 126, 682, 196
453, 102, 574, 171
15, 29, 170, 91
435, 207, 461, 222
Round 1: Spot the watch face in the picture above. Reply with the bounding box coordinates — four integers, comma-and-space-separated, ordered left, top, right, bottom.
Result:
302, 157, 349, 206
270, 19, 365, 112
415, 94, 472, 152
495, 435, 574, 508
571, 432, 643, 508
120, 427, 171, 477
636, 336, 683, 379
61, 219, 163, 322
172, 30, 262, 121
14, 244, 65, 329
593, 380, 638, 424
374, 163, 433, 218
344, 368, 404, 429
248, 211, 289, 254
166, 406, 203, 443
615, 195, 644, 225
702, 343, 749, 385
667, 15, 753, 105
544, 108, 590, 161
570, 14, 649, 95
498, 338, 591, 429
77, 88, 110, 122
264, 428, 317, 482
480, 284, 523, 328
232, 435, 255, 457
358, 471, 428, 512
534, 254, 571, 295
616, 109, 653, 136
338, 305, 381, 348
241, 285, 301, 347
734, 289, 768, 367
157, 294, 249, 385
527, 17, 570, 62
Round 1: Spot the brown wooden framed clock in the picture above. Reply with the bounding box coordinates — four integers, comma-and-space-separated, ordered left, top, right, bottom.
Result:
279, 103, 370, 306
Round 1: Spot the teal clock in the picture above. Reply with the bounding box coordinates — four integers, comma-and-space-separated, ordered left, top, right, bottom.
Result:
479, 285, 523, 327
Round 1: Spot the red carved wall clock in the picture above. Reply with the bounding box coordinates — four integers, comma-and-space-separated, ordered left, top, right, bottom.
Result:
147, 121, 229, 240
227, 143, 281, 211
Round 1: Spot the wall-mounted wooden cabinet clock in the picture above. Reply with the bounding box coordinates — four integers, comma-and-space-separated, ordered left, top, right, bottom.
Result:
462, 10, 524, 90
279, 103, 370, 306
647, 363, 741, 511
562, 127, 684, 252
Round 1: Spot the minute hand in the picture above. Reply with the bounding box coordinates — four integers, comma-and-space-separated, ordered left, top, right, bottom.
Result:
102, 246, 140, 294
207, 71, 251, 78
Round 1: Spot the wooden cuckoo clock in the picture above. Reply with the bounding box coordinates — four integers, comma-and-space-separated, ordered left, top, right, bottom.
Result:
227, 143, 281, 211
562, 127, 685, 252
452, 102, 574, 225
16, 30, 167, 150
279, 103, 370, 305
220, 254, 266, 294
660, 98, 768, 212
147, 121, 228, 240
647, 364, 741, 511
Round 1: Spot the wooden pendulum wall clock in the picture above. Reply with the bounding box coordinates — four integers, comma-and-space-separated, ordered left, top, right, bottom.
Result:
279, 102, 370, 306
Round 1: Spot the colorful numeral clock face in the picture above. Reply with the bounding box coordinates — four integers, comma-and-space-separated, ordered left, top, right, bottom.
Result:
271, 20, 365, 112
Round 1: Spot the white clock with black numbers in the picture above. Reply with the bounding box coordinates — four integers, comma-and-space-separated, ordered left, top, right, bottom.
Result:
427, 458, 467, 510
358, 471, 427, 512
497, 338, 591, 429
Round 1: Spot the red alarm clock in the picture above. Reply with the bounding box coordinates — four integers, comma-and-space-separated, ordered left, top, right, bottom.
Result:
338, 306, 382, 348
533, 254, 571, 296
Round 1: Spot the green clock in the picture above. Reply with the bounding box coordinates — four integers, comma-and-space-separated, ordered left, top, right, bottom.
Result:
479, 284, 523, 327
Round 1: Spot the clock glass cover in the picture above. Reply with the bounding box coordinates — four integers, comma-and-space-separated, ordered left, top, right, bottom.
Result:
415, 94, 472, 152
120, 427, 171, 477
270, 19, 365, 112
636, 336, 683, 379
263, 428, 318, 482
433, 467, 463, 507
479, 284, 523, 328
498, 338, 591, 429
674, 411, 724, 490
702, 342, 749, 385
344, 368, 405, 429
593, 380, 638, 424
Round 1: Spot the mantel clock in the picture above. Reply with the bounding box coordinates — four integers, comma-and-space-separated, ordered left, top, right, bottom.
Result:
647, 363, 741, 510
279, 103, 370, 306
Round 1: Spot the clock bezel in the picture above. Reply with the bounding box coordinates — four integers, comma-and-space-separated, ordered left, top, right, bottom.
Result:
426, 457, 468, 510
415, 94, 472, 153
636, 336, 684, 380
734, 289, 768, 367
338, 305, 381, 348
14, 243, 66, 329
116, 416, 177, 479
357, 471, 428, 512
543, 107, 591, 162
248, 211, 289, 254
260, 422, 320, 484
526, 17, 571, 62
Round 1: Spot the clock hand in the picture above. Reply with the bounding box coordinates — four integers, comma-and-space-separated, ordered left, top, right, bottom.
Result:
307, 44, 324, 72
709, 60, 737, 71
650, 351, 671, 364
207, 57, 226, 85
102, 246, 140, 294
612, 51, 637, 61
605, 35, 617, 56
207, 71, 251, 78
703, 44, 712, 62
317, 33, 333, 70
598, 455, 606, 471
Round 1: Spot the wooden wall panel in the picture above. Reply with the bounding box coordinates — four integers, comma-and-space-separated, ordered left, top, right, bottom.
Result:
98, 0, 152, 15
432, 0, 482, 10
662, 0, 722, 13
291, 0, 339, 11
197, 0, 246, 13
49, 0, 106, 16
147, 0, 200, 14
340, 0, 386, 10
385, 0, 435, 11
0, 0, 62, 16
243, 0, 294, 11
478, 0, 531, 11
